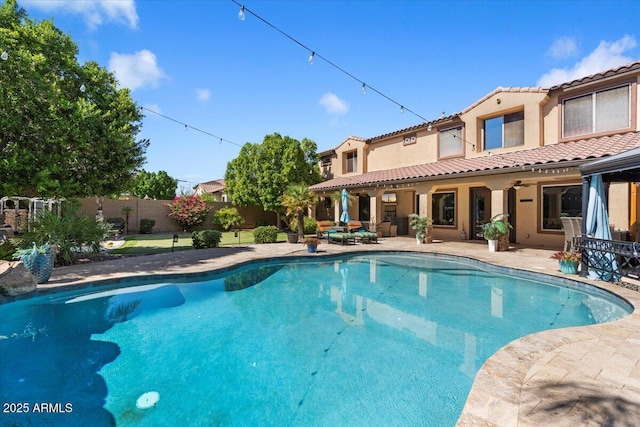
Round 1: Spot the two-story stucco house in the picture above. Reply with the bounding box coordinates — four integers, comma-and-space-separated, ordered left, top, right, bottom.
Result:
310, 60, 640, 247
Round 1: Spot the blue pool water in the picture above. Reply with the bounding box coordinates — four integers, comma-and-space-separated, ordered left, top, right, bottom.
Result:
0, 253, 632, 426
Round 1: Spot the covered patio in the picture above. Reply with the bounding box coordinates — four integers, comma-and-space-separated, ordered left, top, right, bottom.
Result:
576, 146, 640, 281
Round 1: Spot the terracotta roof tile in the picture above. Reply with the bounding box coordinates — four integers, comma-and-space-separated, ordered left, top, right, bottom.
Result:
195, 179, 225, 193
549, 60, 640, 91
309, 132, 640, 191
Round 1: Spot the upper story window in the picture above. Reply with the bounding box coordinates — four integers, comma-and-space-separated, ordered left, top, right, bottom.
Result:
483, 111, 524, 150
345, 151, 357, 173
438, 126, 464, 158
321, 156, 331, 166
562, 84, 630, 138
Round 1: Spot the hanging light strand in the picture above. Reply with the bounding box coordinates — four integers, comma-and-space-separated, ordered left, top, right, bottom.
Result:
141, 106, 243, 148
232, 1, 429, 123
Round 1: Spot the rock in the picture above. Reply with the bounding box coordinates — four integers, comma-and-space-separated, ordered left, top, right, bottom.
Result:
0, 261, 38, 296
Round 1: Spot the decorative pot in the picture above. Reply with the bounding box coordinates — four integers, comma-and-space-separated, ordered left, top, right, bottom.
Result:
287, 233, 299, 244
22, 252, 55, 284
559, 260, 579, 274
416, 236, 423, 244
307, 244, 318, 253
487, 239, 498, 252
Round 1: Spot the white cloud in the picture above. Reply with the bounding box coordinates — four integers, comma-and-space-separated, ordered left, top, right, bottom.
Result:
547, 36, 579, 59
21, 0, 138, 29
108, 50, 166, 91
537, 35, 637, 87
319, 93, 349, 115
196, 89, 211, 102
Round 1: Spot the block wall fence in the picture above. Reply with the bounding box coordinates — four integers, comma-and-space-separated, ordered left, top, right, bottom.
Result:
79, 197, 277, 234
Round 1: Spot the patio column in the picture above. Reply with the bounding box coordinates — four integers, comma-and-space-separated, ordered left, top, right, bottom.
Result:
485, 178, 511, 217
334, 199, 341, 222
366, 192, 379, 230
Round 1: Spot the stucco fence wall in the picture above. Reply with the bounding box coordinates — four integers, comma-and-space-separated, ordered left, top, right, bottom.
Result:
79, 198, 277, 234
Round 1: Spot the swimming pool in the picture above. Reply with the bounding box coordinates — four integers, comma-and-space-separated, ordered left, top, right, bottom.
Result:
0, 252, 631, 426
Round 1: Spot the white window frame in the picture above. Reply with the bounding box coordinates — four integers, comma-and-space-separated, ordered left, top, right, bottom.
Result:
438, 126, 464, 158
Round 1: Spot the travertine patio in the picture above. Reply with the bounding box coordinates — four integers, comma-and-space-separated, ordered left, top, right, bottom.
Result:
37, 238, 640, 426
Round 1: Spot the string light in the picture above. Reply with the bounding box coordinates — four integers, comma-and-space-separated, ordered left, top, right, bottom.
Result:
308, 52, 314, 65
141, 106, 242, 148
361, 83, 366, 94
79, 83, 86, 93
1, 50, 7, 61
232, 1, 428, 122
238, 5, 245, 21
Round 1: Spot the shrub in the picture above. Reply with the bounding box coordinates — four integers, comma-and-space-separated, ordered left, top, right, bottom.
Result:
289, 216, 317, 234
192, 230, 222, 249
166, 195, 211, 231
213, 207, 244, 231
139, 218, 155, 234
0, 239, 17, 261
253, 226, 278, 243
17, 206, 109, 266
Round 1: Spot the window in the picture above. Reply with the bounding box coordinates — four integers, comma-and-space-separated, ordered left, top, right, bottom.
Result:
438, 126, 464, 158
432, 192, 456, 226
541, 185, 582, 230
562, 84, 630, 138
483, 111, 524, 150
345, 151, 357, 173
321, 156, 331, 166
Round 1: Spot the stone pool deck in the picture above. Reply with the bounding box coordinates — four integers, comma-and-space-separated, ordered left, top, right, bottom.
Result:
42, 237, 640, 426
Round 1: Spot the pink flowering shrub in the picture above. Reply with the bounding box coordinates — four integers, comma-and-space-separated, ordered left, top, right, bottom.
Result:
166, 195, 211, 231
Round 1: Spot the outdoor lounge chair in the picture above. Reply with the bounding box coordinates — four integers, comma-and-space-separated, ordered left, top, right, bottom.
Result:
326, 229, 355, 245
316, 220, 335, 239
347, 220, 378, 243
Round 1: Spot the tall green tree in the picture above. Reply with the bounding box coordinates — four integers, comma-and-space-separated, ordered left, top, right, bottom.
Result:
281, 184, 319, 240
0, 0, 148, 198
224, 133, 321, 224
130, 170, 178, 200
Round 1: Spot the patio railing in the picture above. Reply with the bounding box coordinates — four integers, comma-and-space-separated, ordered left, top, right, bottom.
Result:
574, 236, 640, 281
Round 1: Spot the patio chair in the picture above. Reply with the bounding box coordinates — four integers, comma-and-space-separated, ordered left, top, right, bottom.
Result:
347, 220, 378, 243
560, 217, 583, 251
316, 220, 335, 239
326, 230, 355, 245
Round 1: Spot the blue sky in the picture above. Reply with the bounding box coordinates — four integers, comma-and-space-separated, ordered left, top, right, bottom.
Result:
15, 0, 640, 192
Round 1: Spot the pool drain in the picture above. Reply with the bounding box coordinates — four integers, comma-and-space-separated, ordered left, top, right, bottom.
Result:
136, 391, 160, 409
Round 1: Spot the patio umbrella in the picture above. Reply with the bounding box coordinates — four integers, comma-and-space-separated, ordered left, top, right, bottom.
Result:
340, 189, 351, 224
585, 174, 618, 281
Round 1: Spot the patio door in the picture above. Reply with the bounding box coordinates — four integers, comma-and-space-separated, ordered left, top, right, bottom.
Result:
470, 187, 491, 240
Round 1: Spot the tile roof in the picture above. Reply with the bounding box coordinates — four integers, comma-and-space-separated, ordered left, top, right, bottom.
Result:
461, 87, 547, 114
195, 179, 225, 193
309, 132, 640, 191
549, 59, 640, 91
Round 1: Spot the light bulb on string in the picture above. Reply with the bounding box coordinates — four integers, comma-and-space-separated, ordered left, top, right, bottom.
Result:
238, 5, 245, 21
184, 124, 188, 131
79, 83, 86, 93
1, 50, 8, 61
308, 52, 315, 65
361, 83, 366, 94
400, 106, 405, 114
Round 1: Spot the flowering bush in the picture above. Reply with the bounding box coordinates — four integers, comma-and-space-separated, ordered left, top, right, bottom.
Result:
550, 251, 581, 262
166, 195, 210, 231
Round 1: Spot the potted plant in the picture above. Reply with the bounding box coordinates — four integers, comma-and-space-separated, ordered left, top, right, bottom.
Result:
551, 251, 581, 274
303, 237, 320, 253
409, 214, 433, 244
13, 243, 55, 284
482, 214, 512, 252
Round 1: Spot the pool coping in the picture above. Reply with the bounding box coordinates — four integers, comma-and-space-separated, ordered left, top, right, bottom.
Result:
4, 238, 640, 426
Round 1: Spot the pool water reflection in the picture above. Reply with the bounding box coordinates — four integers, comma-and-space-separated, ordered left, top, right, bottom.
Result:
0, 253, 631, 426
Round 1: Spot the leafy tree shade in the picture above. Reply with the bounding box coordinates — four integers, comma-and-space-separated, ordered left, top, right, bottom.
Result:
224, 133, 321, 219
0, 0, 148, 198
129, 170, 178, 200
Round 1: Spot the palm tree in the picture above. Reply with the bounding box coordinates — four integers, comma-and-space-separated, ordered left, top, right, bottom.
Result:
281, 184, 319, 240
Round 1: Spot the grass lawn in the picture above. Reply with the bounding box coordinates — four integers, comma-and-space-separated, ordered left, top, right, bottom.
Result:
108, 231, 289, 255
